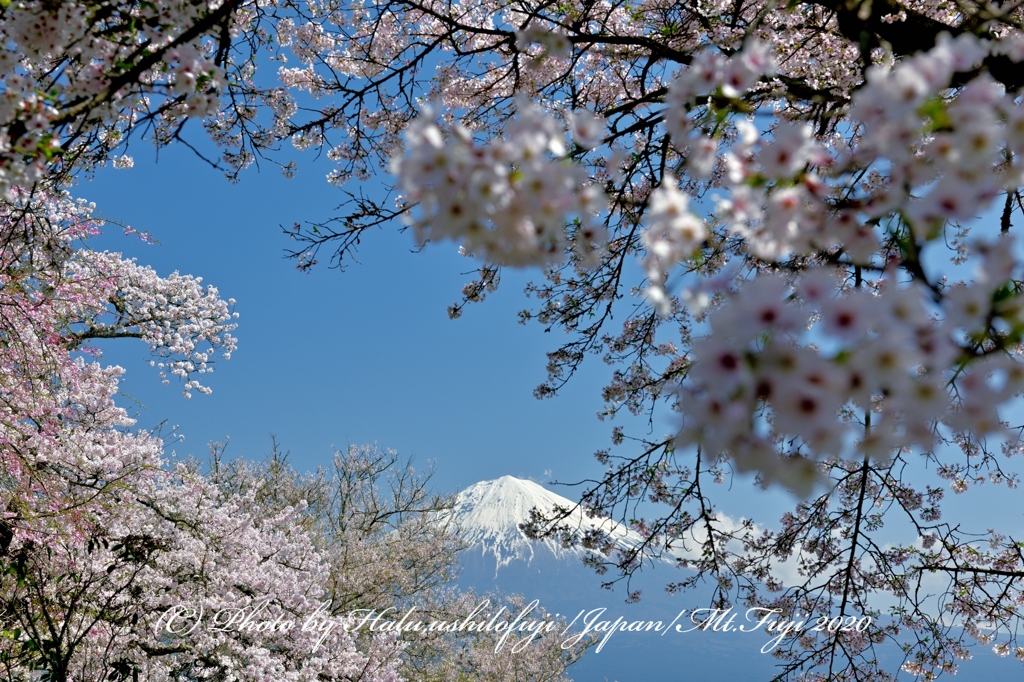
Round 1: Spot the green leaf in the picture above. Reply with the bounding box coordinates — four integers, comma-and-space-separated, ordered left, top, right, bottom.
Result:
992, 283, 1015, 304
917, 97, 951, 132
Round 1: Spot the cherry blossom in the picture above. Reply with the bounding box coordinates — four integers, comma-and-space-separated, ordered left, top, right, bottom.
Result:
15, 0, 1024, 678
392, 101, 606, 266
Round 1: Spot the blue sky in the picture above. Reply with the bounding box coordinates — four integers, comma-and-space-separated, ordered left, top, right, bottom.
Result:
80, 140, 643, 499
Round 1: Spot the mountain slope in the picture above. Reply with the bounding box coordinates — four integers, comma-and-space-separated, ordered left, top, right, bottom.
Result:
448, 476, 1024, 682
450, 476, 778, 682
452, 475, 662, 575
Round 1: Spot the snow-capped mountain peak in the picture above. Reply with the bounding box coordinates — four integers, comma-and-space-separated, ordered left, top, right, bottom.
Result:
451, 475, 655, 574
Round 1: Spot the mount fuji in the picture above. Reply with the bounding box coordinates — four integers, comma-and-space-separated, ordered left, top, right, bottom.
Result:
448, 476, 777, 681
447, 476, 1024, 682
452, 475, 663, 577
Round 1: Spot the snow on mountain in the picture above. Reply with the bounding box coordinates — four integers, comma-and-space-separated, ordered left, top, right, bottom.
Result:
451, 475, 663, 574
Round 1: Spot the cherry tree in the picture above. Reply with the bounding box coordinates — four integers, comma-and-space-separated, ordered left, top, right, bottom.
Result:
0, 186, 237, 534
11, 0, 1024, 679
0, 189, 412, 681
205, 440, 591, 682
2, 461, 405, 682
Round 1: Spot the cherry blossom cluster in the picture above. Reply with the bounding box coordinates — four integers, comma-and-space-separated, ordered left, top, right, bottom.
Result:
842, 34, 1012, 237
673, 234, 1024, 495
515, 26, 572, 61
628, 33, 1024, 493
662, 41, 776, 145
4, 455, 405, 681
66, 250, 238, 397
0, 186, 411, 680
0, 188, 237, 522
0, 1, 235, 194
131, 467, 402, 681
392, 101, 607, 266
711, 33, 1024, 263
646, 34, 1024, 285
641, 173, 707, 314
